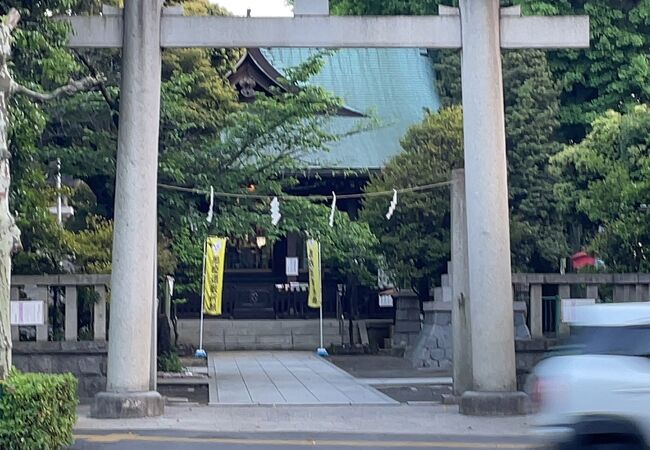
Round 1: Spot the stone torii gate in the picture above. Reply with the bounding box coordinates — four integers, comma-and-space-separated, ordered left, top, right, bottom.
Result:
63, 0, 588, 418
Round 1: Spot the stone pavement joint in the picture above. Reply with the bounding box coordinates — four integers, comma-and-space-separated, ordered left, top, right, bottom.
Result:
207, 351, 397, 405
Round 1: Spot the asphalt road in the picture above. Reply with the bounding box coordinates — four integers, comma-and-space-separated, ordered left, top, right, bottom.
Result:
71, 430, 540, 449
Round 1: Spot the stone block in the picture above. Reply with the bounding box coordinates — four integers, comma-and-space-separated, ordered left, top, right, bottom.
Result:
459, 391, 529, 416
424, 359, 439, 368
441, 394, 459, 405
438, 359, 452, 371
429, 348, 445, 361
257, 335, 292, 346
29, 356, 53, 373
396, 309, 421, 321
392, 333, 410, 348
614, 273, 638, 284
434, 312, 451, 326
514, 312, 525, 326
79, 357, 103, 375
422, 301, 436, 312
80, 376, 107, 401
433, 326, 452, 350
515, 324, 531, 340
394, 321, 421, 333
91, 391, 164, 418
423, 313, 436, 325
441, 286, 452, 303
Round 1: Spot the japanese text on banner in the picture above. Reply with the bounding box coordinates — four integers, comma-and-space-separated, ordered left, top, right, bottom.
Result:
307, 239, 322, 309
204, 236, 226, 315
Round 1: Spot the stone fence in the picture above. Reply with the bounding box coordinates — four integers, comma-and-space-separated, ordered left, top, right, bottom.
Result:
10, 272, 650, 346
10, 274, 110, 400
514, 273, 650, 339
398, 272, 650, 376
11, 274, 110, 343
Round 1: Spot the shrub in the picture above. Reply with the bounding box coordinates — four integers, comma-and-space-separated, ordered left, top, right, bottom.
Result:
158, 351, 184, 373
0, 371, 78, 450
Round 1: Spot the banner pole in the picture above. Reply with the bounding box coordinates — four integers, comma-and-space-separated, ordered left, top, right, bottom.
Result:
319, 301, 323, 349
316, 240, 328, 357
196, 239, 208, 358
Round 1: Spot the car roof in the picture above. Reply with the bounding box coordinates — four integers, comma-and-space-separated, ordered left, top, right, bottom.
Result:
570, 302, 650, 327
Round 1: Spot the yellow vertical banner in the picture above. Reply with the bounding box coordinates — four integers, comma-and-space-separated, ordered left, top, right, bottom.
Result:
307, 239, 322, 309
203, 236, 226, 316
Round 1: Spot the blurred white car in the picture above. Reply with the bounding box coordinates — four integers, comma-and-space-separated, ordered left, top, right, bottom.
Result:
529, 303, 650, 449
531, 302, 650, 450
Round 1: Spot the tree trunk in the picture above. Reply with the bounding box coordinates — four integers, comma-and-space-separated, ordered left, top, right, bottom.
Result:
0, 10, 22, 380
0, 9, 99, 380
0, 155, 20, 380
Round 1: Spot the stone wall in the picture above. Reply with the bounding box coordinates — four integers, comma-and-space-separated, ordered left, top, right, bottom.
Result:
406, 301, 452, 370
391, 292, 421, 349
12, 341, 107, 402
406, 301, 531, 370
177, 319, 349, 351
515, 338, 559, 391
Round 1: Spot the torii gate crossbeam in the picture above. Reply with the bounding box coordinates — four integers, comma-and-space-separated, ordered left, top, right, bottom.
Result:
62, 0, 588, 418
65, 13, 588, 49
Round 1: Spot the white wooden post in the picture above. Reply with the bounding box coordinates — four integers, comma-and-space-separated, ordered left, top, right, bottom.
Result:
558, 284, 571, 336
586, 284, 599, 301
64, 285, 78, 341
9, 285, 18, 341
529, 284, 543, 339
23, 284, 48, 341
93, 285, 107, 341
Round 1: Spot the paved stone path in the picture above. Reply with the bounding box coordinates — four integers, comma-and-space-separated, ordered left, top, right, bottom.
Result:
207, 352, 398, 405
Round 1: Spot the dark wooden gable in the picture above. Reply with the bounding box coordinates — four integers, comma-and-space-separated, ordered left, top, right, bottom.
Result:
228, 49, 364, 117
228, 48, 288, 102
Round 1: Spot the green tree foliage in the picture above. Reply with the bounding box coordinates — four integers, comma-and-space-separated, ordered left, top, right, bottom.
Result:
551, 106, 650, 272
330, 0, 443, 15
1, 0, 86, 274
516, 0, 650, 143
503, 50, 567, 271
61, 215, 112, 274
361, 107, 463, 300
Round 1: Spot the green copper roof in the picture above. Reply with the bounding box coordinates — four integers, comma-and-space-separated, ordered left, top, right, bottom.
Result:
261, 48, 440, 170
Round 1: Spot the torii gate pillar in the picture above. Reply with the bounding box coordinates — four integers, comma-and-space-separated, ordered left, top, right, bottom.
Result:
456, 0, 525, 415
91, 0, 165, 418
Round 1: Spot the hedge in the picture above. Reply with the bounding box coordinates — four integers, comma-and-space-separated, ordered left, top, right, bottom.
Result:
0, 370, 78, 450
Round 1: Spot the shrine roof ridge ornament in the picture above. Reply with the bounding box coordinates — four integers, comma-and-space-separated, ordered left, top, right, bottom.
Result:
57, 1, 589, 50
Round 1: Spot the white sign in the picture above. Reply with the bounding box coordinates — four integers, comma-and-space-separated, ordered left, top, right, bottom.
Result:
285, 257, 299, 276
562, 298, 596, 323
379, 294, 394, 308
11, 301, 45, 326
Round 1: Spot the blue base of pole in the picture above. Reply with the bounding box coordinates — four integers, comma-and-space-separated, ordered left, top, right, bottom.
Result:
195, 348, 207, 359
316, 347, 329, 357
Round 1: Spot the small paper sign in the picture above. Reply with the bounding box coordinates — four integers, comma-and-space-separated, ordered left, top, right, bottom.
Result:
379, 294, 394, 308
11, 301, 45, 326
286, 257, 299, 276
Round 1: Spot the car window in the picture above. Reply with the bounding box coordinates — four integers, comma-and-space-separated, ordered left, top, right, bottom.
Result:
570, 326, 650, 356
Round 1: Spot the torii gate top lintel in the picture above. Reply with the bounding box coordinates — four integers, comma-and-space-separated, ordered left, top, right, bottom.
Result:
62, 0, 588, 50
